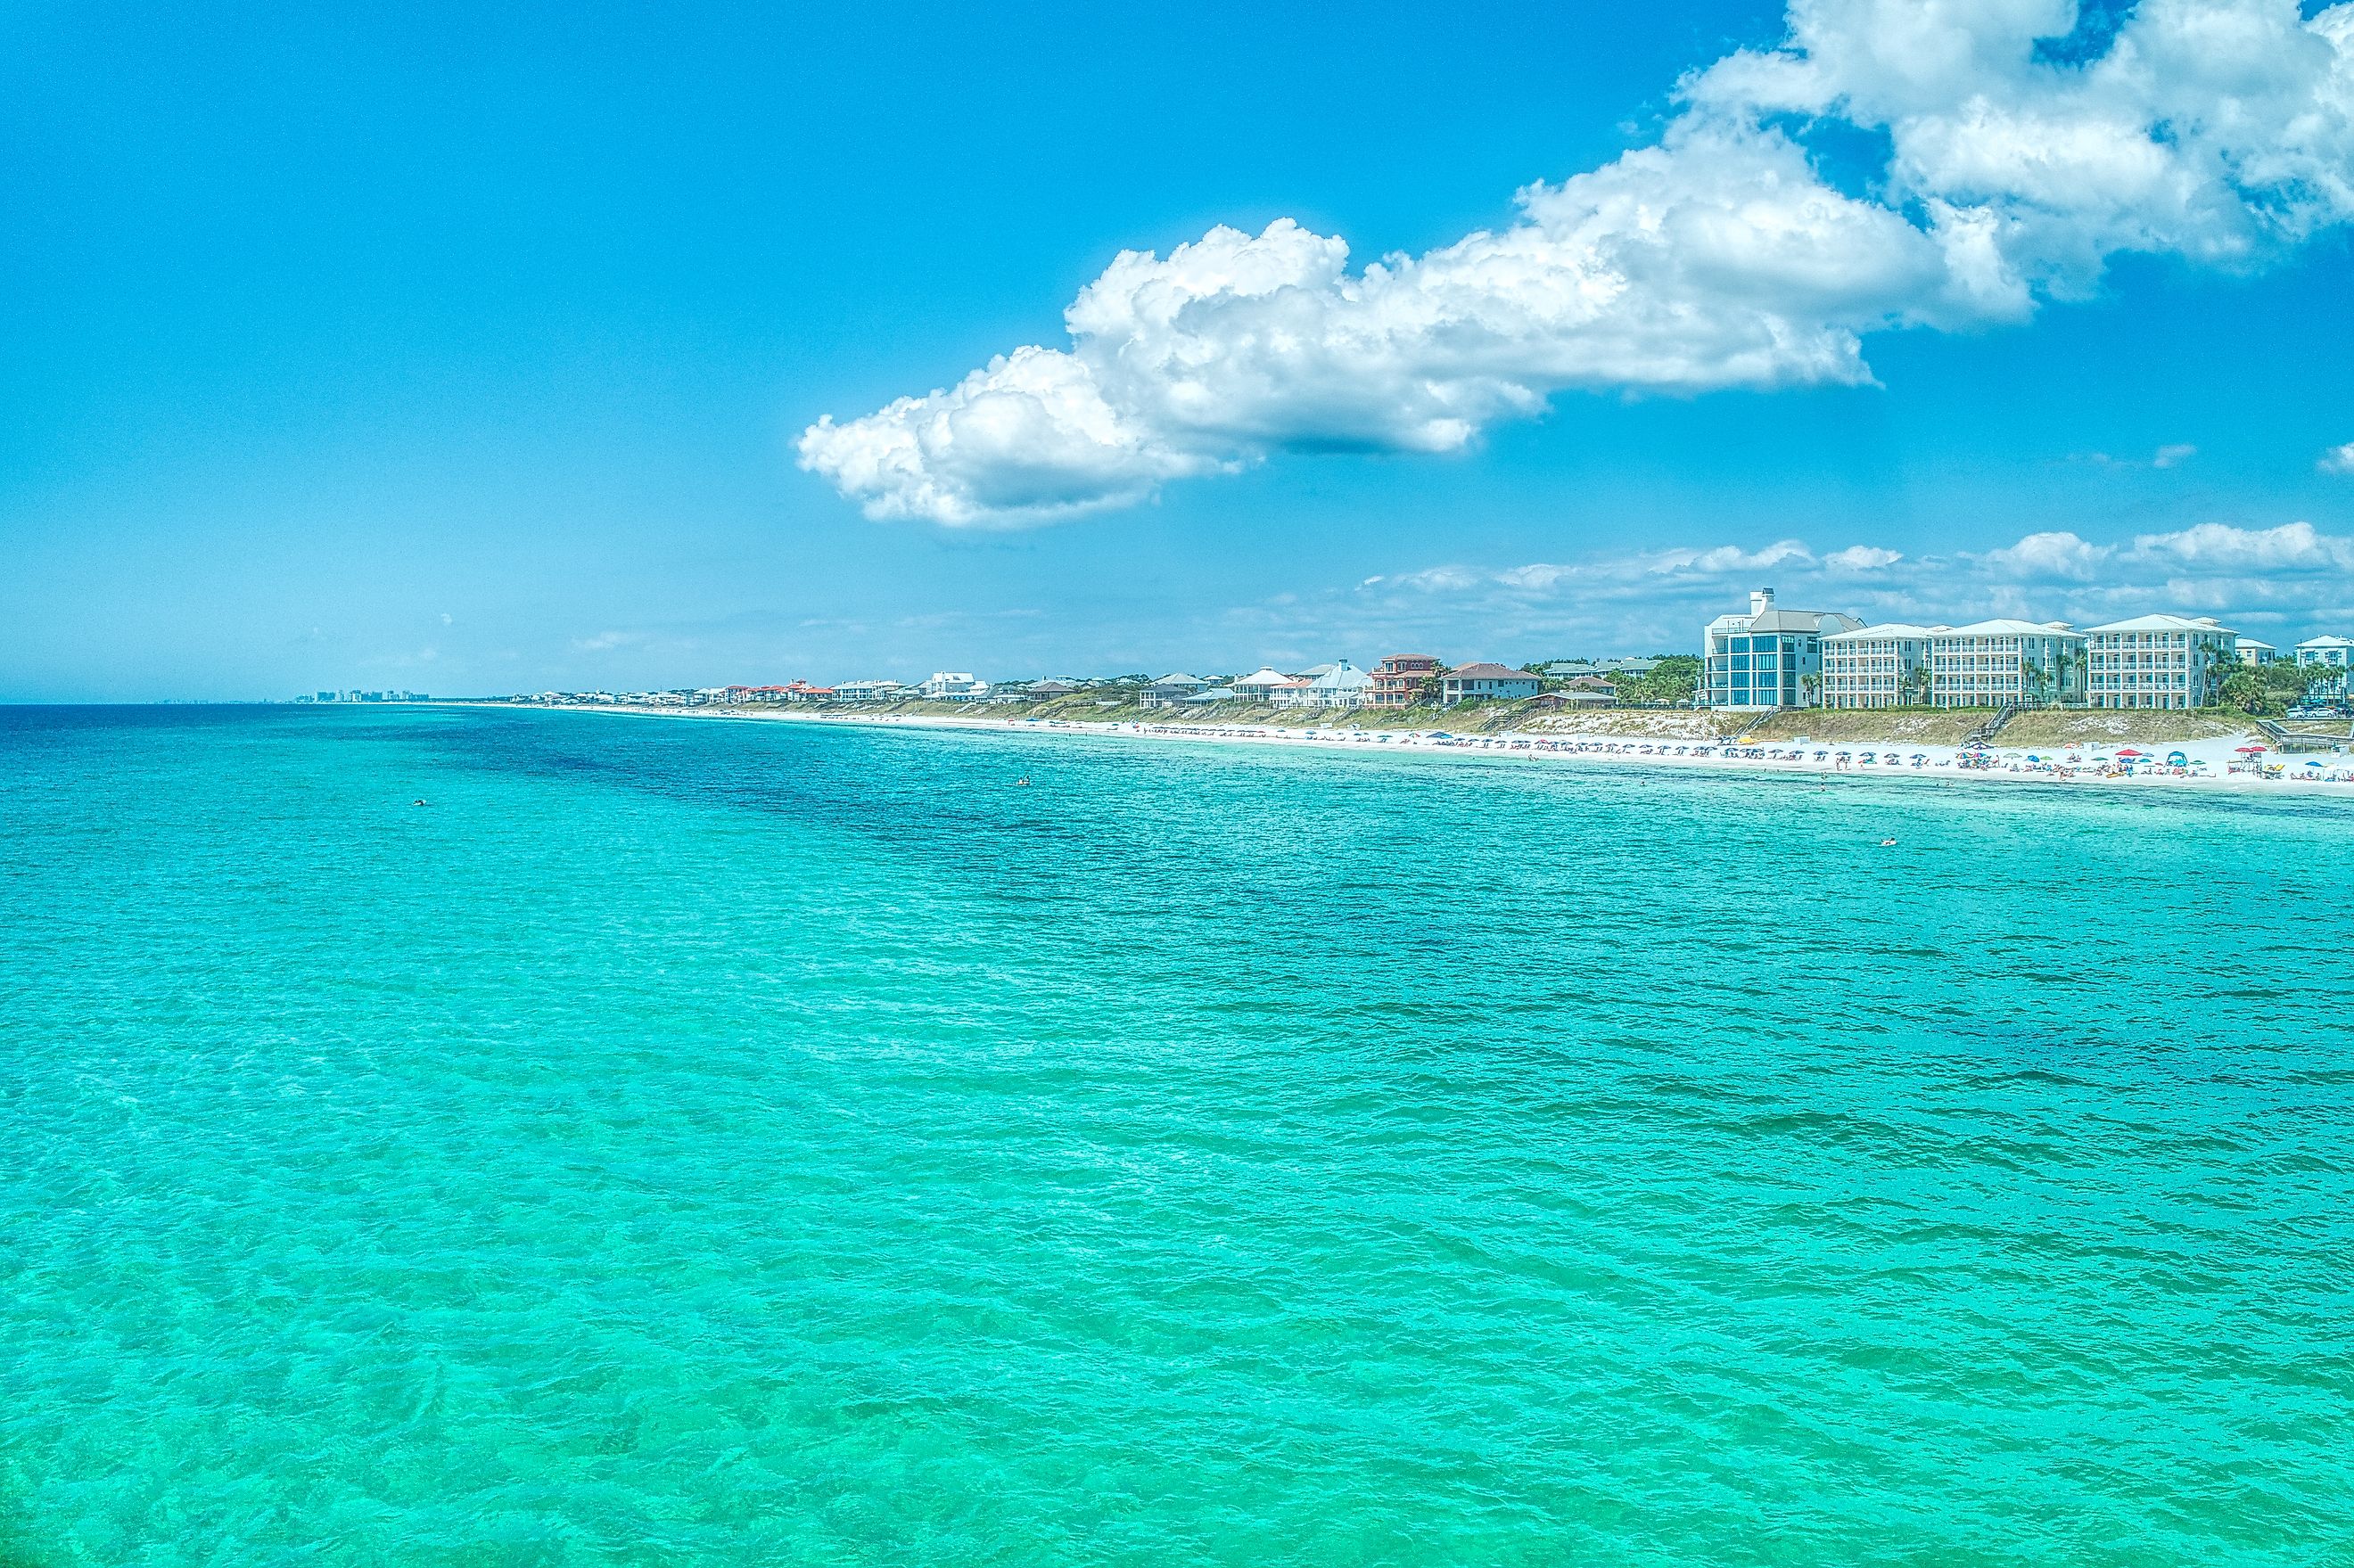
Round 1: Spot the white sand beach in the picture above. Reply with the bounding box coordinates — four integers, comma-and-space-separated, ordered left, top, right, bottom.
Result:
496, 702, 2354, 797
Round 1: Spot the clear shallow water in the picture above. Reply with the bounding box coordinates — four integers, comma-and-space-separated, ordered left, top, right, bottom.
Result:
3, 704, 2350, 1567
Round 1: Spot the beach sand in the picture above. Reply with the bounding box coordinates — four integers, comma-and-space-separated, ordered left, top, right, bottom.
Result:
475, 702, 2354, 798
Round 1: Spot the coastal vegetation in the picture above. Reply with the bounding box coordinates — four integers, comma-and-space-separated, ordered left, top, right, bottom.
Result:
797, 691, 2295, 751
2218, 660, 2326, 716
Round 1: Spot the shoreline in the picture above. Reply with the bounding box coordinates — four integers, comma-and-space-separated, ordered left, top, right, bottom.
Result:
453, 702, 2354, 798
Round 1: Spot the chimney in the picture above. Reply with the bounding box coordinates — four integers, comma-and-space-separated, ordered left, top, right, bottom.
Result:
1749, 588, 1776, 616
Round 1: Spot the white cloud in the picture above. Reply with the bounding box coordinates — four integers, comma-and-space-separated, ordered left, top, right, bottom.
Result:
2320, 441, 2354, 473
804, 0, 2354, 525
1972, 530, 2114, 580
2152, 443, 2197, 468
1278, 517, 2354, 655
2128, 519, 2354, 571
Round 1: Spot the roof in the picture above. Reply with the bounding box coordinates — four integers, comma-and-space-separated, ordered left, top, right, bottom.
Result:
1747, 609, 1864, 636
1291, 662, 1338, 679
1150, 673, 1206, 686
1823, 621, 1941, 642
1945, 619, 2087, 639
2235, 637, 2278, 650
1448, 662, 1536, 680
1233, 667, 1299, 686
2085, 614, 2234, 635
2299, 635, 2354, 649
1309, 665, 1374, 690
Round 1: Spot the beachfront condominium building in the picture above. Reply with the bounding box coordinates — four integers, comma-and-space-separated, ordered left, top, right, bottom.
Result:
1371, 654, 1440, 706
834, 679, 905, 701
1820, 624, 1938, 708
1928, 620, 2087, 708
2296, 636, 2352, 700
2084, 615, 2235, 710
1701, 589, 1863, 710
1437, 662, 1542, 704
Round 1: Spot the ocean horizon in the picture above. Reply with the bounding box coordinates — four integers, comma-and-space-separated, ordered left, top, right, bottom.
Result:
4, 702, 2350, 1564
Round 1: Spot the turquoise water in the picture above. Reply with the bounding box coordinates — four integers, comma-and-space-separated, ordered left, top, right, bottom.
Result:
3, 704, 2350, 1566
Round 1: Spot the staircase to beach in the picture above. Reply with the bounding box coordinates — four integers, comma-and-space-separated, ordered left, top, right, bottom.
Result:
1963, 705, 2019, 747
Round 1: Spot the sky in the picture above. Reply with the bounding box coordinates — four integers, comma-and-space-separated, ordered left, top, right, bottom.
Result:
3, 0, 2352, 701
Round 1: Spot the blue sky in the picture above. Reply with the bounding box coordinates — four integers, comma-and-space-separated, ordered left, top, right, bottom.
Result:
4, 0, 2351, 700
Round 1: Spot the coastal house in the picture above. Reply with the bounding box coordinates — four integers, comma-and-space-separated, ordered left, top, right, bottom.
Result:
2083, 615, 2235, 710
1371, 654, 1441, 706
1139, 673, 1209, 710
1437, 662, 1541, 704
834, 679, 905, 702
1231, 668, 1301, 706
2236, 636, 2279, 666
1276, 660, 1375, 710
918, 672, 989, 701
1821, 623, 1938, 709
1529, 685, 1617, 710
2297, 635, 2353, 699
1702, 589, 1863, 710
1930, 621, 2087, 708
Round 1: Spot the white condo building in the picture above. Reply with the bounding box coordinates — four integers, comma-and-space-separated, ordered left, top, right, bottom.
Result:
2297, 635, 2352, 699
1927, 620, 2087, 708
2083, 615, 2235, 710
1820, 624, 1938, 709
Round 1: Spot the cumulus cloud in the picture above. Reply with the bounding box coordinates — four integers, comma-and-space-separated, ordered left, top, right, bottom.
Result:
802, 0, 2354, 525
2152, 443, 2198, 467
2321, 441, 2354, 473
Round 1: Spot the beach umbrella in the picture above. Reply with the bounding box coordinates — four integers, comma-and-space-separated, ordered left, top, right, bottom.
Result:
2115, 748, 2147, 758
2166, 751, 2188, 766
2235, 743, 2268, 754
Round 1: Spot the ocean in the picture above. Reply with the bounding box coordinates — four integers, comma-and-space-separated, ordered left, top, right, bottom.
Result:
3, 703, 2349, 1565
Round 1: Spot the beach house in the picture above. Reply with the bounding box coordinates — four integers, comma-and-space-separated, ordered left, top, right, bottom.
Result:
834, 679, 905, 702
1281, 660, 1376, 710
2083, 615, 2235, 710
1701, 589, 1862, 710
2236, 636, 2279, 665
1821, 624, 1938, 708
1232, 668, 1302, 706
1371, 654, 1441, 706
918, 672, 989, 701
1139, 673, 1209, 710
1437, 662, 1541, 704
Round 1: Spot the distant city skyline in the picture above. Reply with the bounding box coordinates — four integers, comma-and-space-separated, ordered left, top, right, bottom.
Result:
5, 0, 2353, 701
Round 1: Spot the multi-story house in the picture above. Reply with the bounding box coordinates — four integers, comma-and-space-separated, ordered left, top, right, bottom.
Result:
1928, 620, 2086, 708
2296, 635, 2353, 700
1701, 589, 1862, 710
918, 672, 989, 701
1436, 662, 1541, 704
2236, 637, 2279, 666
1820, 623, 1938, 709
1371, 654, 1441, 706
2083, 615, 2235, 710
1139, 673, 1208, 710
1285, 660, 1376, 710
